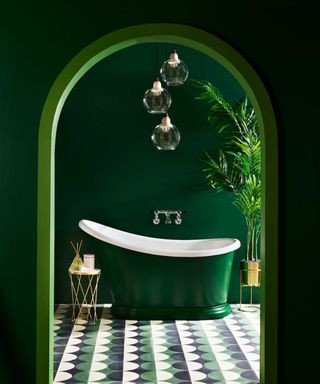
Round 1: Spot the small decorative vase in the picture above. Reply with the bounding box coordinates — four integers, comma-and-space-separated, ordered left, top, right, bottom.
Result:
70, 252, 84, 271
70, 240, 84, 271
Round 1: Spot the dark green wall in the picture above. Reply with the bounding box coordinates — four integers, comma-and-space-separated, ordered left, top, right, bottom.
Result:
1, 1, 319, 383
55, 42, 254, 305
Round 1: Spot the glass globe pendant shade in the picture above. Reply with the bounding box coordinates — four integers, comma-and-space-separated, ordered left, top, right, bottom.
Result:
160, 50, 189, 86
143, 78, 172, 114
151, 114, 180, 150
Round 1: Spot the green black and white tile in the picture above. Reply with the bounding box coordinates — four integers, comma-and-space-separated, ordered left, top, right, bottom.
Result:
54, 304, 260, 383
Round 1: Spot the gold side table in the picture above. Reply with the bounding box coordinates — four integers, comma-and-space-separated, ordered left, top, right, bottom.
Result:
69, 268, 101, 324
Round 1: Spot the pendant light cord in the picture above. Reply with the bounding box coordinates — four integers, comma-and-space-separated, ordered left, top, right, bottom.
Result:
156, 44, 159, 77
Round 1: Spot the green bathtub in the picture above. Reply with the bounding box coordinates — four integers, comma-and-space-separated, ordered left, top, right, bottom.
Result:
80, 220, 240, 320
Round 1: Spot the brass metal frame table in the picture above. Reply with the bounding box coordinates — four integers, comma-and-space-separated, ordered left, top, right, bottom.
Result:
68, 268, 101, 324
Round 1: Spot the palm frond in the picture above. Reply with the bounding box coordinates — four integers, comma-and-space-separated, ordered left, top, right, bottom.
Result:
203, 150, 243, 194
194, 80, 262, 261
193, 80, 243, 133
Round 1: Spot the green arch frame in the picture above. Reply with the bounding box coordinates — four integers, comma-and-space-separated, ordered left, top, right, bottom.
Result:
37, 24, 278, 383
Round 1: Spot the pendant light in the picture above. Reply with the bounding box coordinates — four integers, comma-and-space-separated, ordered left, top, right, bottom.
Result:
151, 113, 180, 150
160, 49, 189, 86
143, 78, 172, 114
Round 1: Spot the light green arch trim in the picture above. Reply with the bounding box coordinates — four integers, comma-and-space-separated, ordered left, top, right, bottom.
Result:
37, 23, 278, 383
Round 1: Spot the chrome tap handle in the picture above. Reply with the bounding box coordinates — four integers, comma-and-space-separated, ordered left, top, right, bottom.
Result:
175, 212, 182, 225
152, 211, 160, 225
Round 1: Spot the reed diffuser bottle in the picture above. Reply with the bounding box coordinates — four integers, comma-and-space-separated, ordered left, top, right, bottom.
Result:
70, 240, 84, 270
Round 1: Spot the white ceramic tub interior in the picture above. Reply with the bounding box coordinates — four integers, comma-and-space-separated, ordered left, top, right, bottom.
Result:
79, 219, 241, 258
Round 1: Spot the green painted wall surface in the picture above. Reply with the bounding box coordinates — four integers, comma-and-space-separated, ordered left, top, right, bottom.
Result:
1, 0, 319, 383
55, 43, 255, 304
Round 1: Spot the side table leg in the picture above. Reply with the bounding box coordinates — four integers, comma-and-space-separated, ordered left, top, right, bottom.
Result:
93, 274, 100, 323
69, 272, 76, 322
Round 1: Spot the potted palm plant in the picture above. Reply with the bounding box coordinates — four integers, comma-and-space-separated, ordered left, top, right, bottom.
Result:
194, 80, 261, 287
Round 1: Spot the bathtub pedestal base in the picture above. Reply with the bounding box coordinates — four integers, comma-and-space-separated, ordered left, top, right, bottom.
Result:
111, 303, 232, 320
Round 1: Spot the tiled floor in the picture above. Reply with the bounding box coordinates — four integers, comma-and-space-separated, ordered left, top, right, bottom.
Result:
54, 304, 260, 383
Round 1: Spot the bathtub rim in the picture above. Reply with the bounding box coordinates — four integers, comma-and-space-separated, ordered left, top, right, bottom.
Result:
79, 219, 241, 257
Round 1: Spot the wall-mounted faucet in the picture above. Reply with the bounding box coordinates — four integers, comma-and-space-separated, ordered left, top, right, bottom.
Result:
149, 210, 186, 225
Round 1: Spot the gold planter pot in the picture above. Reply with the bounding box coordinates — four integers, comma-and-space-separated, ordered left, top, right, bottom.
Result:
240, 260, 261, 287
239, 260, 261, 312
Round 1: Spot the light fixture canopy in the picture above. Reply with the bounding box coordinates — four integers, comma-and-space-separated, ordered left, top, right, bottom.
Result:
151, 113, 180, 150
160, 49, 189, 86
143, 78, 172, 114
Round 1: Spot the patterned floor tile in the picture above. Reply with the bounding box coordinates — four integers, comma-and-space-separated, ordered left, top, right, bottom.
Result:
54, 304, 260, 383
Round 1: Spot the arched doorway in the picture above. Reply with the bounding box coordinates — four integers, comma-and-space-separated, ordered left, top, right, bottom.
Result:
37, 24, 278, 384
